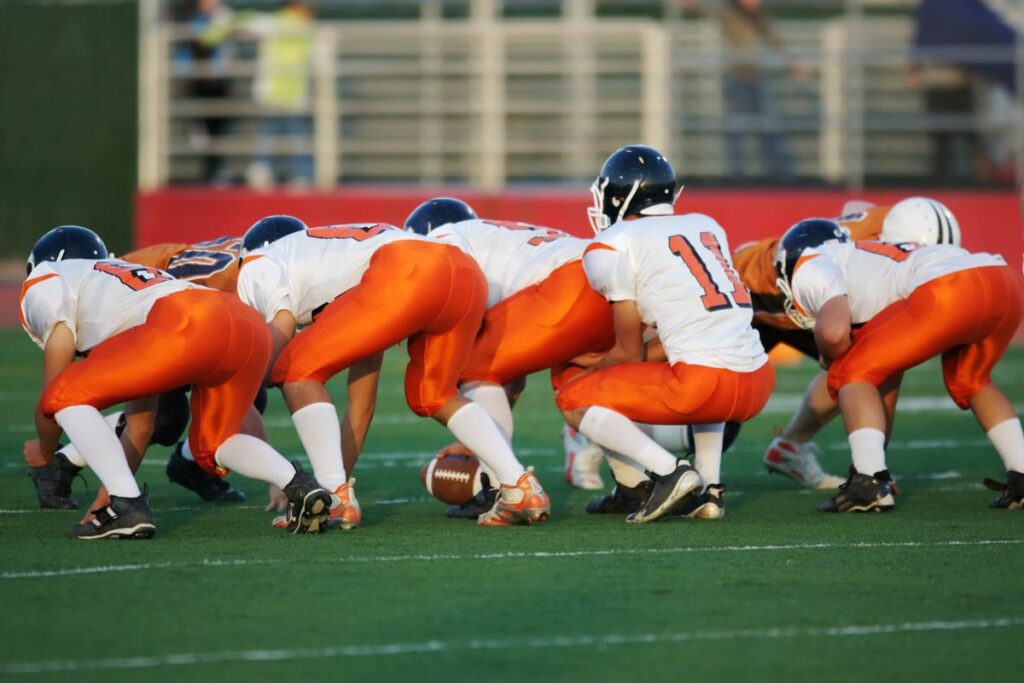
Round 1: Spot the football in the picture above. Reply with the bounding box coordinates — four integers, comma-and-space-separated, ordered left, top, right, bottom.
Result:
419, 452, 491, 505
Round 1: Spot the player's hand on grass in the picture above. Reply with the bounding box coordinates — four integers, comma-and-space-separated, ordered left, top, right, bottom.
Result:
23, 439, 47, 468
80, 487, 111, 524
265, 484, 288, 512
435, 442, 474, 459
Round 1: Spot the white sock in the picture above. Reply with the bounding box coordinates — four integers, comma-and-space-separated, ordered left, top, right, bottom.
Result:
447, 402, 524, 486
214, 434, 296, 489
987, 418, 1024, 473
57, 411, 124, 467
692, 422, 724, 486
637, 423, 692, 454
605, 450, 650, 487
181, 440, 195, 461
292, 402, 346, 490
848, 428, 887, 475
461, 383, 514, 444
579, 406, 677, 476
54, 405, 141, 498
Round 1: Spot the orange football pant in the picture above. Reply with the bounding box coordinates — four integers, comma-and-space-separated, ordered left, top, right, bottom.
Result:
828, 265, 1024, 408
556, 360, 775, 424
459, 259, 615, 385
271, 240, 487, 416
40, 289, 271, 474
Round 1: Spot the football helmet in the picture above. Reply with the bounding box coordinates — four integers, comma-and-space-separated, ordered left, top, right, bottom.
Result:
404, 197, 477, 235
774, 218, 849, 329
27, 225, 108, 276
588, 145, 678, 233
880, 197, 961, 246
239, 215, 306, 263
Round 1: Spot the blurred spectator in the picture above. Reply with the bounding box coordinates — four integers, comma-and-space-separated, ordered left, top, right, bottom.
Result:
243, 0, 315, 189
173, 0, 235, 184
910, 0, 1019, 184
685, 0, 805, 182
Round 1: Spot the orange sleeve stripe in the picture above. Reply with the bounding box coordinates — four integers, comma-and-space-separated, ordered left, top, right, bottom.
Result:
791, 253, 820, 278
18, 273, 59, 328
240, 254, 264, 267
583, 242, 616, 255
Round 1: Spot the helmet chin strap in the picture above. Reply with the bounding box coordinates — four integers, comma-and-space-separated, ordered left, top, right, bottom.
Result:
775, 276, 816, 330
615, 179, 642, 223
587, 178, 611, 234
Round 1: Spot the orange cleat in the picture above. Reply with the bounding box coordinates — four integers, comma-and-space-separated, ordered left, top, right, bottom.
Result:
478, 467, 550, 527
328, 479, 361, 530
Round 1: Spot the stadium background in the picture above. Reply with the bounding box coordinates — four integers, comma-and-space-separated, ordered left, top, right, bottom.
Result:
0, 0, 1020, 277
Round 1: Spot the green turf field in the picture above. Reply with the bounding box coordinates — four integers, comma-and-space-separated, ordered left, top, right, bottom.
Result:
0, 328, 1021, 681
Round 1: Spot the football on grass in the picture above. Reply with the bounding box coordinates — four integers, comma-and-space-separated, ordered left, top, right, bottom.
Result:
420, 452, 490, 505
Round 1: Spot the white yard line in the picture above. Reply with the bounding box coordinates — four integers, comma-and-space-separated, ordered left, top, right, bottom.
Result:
1, 616, 1020, 674
2, 539, 1020, 581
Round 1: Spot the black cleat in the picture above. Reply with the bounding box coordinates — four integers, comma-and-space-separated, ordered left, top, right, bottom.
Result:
29, 451, 83, 510
447, 474, 498, 519
166, 442, 245, 503
585, 480, 653, 514
281, 462, 331, 534
70, 488, 155, 540
983, 470, 1024, 510
817, 469, 897, 513
673, 483, 726, 519
626, 461, 703, 524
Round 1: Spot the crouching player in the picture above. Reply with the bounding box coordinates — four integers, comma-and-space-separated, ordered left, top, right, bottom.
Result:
237, 216, 549, 528
775, 220, 1024, 511
20, 226, 331, 538
556, 146, 775, 523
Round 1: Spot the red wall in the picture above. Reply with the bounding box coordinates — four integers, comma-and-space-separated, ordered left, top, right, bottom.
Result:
136, 187, 1023, 272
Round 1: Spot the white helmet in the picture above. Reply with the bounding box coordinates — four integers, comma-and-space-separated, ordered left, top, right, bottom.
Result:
880, 197, 961, 246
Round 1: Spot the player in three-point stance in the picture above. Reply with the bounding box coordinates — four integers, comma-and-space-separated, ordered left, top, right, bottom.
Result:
555, 145, 775, 523
236, 215, 550, 528
20, 226, 331, 539
774, 218, 1024, 511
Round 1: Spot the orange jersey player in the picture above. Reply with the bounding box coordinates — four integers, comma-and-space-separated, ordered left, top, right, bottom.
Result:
120, 236, 242, 293
557, 145, 775, 523
20, 225, 331, 539
236, 215, 550, 528
777, 220, 1023, 512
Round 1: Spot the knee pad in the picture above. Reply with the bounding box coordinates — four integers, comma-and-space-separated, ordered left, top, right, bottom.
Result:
151, 387, 190, 446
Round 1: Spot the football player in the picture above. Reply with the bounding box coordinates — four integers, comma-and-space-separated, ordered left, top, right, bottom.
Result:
775, 219, 1023, 511
25, 236, 252, 512
236, 215, 550, 528
733, 197, 961, 489
556, 145, 775, 523
20, 225, 332, 538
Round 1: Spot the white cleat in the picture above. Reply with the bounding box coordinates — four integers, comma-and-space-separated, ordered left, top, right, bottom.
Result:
764, 437, 845, 490
562, 424, 605, 490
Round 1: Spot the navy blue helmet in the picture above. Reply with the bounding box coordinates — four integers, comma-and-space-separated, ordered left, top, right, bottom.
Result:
240, 215, 307, 262
588, 145, 678, 233
404, 197, 477, 235
773, 218, 849, 329
27, 225, 108, 276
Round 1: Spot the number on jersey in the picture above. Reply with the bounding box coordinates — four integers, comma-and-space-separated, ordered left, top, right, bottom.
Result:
94, 262, 172, 291
482, 220, 567, 246
855, 240, 922, 262
307, 224, 389, 241
668, 233, 752, 312
167, 237, 240, 281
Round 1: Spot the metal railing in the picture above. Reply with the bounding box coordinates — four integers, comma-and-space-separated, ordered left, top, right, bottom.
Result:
138, 0, 1023, 191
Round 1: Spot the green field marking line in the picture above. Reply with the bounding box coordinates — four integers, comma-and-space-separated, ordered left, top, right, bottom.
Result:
3, 539, 1021, 581
2, 616, 1022, 675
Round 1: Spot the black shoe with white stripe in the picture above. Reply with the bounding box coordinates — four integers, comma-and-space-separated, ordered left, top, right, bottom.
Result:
585, 479, 653, 514
626, 461, 702, 524
673, 483, 726, 519
281, 462, 331, 534
70, 488, 155, 540
817, 470, 896, 513
984, 470, 1024, 510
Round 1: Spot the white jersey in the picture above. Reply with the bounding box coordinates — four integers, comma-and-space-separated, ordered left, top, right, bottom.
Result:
430, 219, 585, 308
791, 241, 1006, 325
583, 214, 767, 371
20, 258, 197, 352
237, 223, 429, 325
